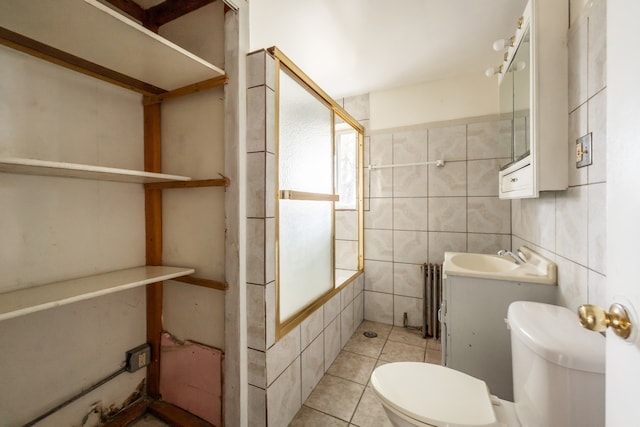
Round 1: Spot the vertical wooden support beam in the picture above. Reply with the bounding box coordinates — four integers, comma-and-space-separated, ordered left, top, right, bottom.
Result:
144, 97, 163, 398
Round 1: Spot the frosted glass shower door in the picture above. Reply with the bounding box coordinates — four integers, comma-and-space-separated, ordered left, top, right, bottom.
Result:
278, 68, 335, 323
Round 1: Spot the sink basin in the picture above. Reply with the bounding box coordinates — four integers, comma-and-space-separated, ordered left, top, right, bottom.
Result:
443, 247, 557, 284
448, 253, 519, 273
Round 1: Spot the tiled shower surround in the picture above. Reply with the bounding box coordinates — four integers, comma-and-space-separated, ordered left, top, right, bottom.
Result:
363, 116, 511, 327
246, 50, 365, 426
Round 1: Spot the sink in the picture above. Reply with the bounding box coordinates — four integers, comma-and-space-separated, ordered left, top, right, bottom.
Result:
443, 247, 557, 284
448, 253, 519, 273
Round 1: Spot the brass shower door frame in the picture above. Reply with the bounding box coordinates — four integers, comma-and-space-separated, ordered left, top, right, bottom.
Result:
270, 47, 364, 340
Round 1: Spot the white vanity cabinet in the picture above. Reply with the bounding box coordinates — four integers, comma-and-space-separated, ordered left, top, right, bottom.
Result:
497, 0, 568, 199
441, 275, 556, 401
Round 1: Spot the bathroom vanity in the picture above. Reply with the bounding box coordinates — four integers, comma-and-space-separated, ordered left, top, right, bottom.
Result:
441, 248, 557, 400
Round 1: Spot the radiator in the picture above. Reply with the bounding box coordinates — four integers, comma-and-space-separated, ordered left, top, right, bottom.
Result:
422, 263, 442, 339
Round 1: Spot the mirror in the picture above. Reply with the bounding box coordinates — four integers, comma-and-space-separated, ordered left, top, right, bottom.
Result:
498, 26, 531, 170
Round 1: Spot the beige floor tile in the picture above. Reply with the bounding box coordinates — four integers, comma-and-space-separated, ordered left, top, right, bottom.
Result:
289, 406, 348, 426
388, 326, 427, 348
425, 349, 442, 364
426, 338, 442, 351
351, 387, 393, 427
379, 340, 425, 363
327, 351, 377, 385
356, 320, 393, 339
303, 375, 365, 422
343, 332, 386, 358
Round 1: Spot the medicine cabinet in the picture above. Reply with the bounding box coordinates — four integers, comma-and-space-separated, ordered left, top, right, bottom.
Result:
497, 0, 568, 199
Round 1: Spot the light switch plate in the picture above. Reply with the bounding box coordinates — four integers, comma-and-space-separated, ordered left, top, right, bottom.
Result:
576, 133, 592, 168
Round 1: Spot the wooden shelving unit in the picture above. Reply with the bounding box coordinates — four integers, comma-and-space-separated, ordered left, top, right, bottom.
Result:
0, 0, 224, 92
0, 157, 191, 184
0, 266, 195, 322
1, 1, 229, 423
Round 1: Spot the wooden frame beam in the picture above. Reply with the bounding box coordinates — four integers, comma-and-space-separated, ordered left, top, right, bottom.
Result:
172, 275, 228, 291
144, 178, 230, 191
142, 75, 228, 105
0, 27, 166, 96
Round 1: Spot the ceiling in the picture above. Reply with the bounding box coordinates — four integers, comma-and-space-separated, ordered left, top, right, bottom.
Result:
249, 0, 528, 98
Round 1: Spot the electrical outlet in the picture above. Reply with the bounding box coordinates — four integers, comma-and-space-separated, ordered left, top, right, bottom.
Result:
125, 344, 151, 373
576, 133, 593, 168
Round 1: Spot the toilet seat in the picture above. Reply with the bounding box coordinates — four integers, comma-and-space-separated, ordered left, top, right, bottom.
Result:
371, 362, 503, 427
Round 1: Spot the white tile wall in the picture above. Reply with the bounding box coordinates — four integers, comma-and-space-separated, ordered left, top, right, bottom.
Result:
512, 0, 607, 311
363, 117, 510, 326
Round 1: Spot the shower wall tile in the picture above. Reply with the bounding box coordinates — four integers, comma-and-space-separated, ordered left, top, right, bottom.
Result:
393, 130, 428, 163
266, 325, 300, 385
467, 121, 500, 160
301, 307, 324, 350
341, 281, 355, 310
247, 283, 266, 350
370, 133, 393, 166
247, 86, 267, 153
568, 17, 588, 111
587, 88, 607, 184
467, 233, 511, 255
364, 290, 393, 325
588, 183, 606, 275
588, 270, 607, 309
587, 0, 606, 97
324, 317, 342, 371
365, 198, 393, 229
467, 159, 500, 196
393, 197, 428, 231
324, 292, 342, 328
467, 197, 511, 234
336, 240, 359, 270
364, 260, 393, 293
248, 348, 266, 388
428, 125, 466, 161
364, 229, 393, 262
301, 335, 325, 403
428, 160, 466, 196
392, 166, 428, 198
393, 295, 423, 329
556, 255, 589, 312
428, 197, 466, 232
556, 186, 588, 266
247, 152, 265, 218
266, 357, 301, 427
354, 291, 364, 324
247, 218, 265, 284
336, 210, 358, 240
393, 262, 423, 298
248, 385, 266, 427
428, 232, 467, 264
265, 282, 276, 349
341, 301, 355, 347
369, 168, 393, 197
393, 231, 428, 264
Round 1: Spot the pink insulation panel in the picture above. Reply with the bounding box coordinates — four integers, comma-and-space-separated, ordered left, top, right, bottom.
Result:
159, 332, 223, 426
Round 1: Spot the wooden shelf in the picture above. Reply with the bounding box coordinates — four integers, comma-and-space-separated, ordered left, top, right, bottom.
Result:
0, 266, 195, 322
0, 158, 191, 184
0, 0, 225, 91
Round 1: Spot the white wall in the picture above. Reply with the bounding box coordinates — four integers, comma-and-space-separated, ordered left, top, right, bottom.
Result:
370, 73, 498, 130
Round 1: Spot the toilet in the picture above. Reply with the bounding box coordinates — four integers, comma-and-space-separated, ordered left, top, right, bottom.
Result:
370, 301, 605, 427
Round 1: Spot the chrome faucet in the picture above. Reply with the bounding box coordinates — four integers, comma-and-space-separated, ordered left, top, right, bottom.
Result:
498, 249, 525, 264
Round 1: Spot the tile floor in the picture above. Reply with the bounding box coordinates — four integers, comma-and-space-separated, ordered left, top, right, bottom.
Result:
289, 320, 442, 426
129, 320, 441, 427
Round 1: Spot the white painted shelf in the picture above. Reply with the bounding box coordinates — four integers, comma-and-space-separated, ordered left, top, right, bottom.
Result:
0, 158, 191, 183
0, 266, 195, 321
0, 0, 225, 91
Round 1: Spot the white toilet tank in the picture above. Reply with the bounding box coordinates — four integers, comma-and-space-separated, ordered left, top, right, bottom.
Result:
507, 301, 605, 427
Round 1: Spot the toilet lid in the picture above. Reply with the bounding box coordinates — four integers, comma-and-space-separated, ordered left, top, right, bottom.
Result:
371, 362, 499, 427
